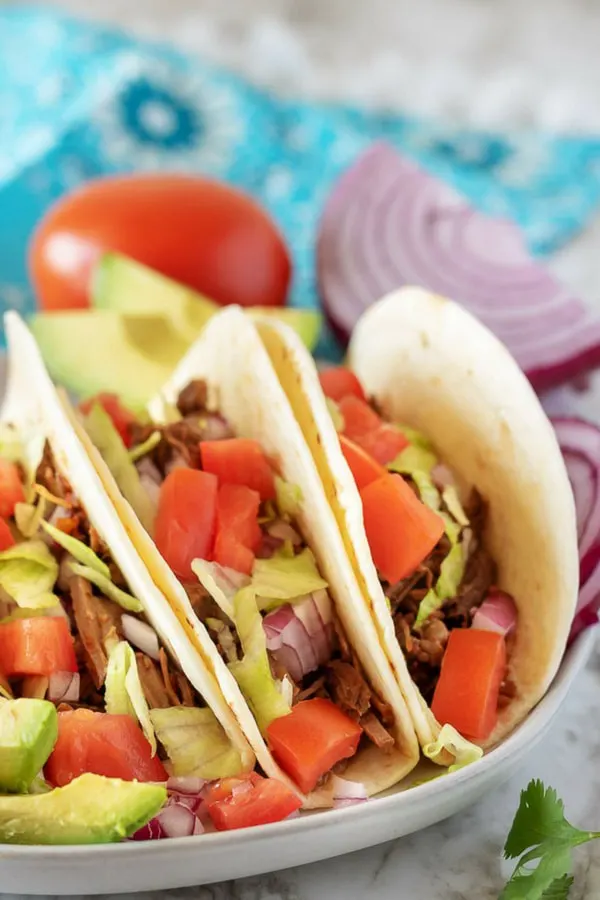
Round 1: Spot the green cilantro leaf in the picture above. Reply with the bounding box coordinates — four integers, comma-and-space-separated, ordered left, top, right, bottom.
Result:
499, 781, 600, 900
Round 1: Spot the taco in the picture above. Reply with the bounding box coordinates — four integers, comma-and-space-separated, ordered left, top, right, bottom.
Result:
253, 288, 579, 754
51, 307, 423, 807
0, 311, 258, 804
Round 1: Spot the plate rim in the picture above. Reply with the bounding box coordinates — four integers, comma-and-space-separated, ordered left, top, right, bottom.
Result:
0, 625, 595, 862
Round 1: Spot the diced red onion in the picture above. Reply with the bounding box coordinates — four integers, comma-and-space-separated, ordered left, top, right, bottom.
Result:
230, 781, 253, 799
157, 801, 203, 838
471, 590, 517, 636
164, 453, 188, 476
166, 776, 206, 795
294, 594, 333, 666
333, 798, 368, 810
263, 604, 319, 682
48, 671, 80, 703
255, 533, 283, 559
130, 816, 164, 841
121, 614, 160, 661
137, 457, 162, 505
198, 414, 234, 442
317, 142, 600, 392
431, 464, 454, 490
267, 520, 302, 545
331, 775, 368, 801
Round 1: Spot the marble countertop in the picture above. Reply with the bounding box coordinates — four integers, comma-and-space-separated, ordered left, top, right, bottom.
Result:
7, 0, 600, 895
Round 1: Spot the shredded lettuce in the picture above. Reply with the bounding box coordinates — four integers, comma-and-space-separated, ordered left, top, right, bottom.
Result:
150, 706, 244, 779
206, 617, 238, 663
252, 548, 328, 611
274, 477, 303, 519
128, 431, 161, 464
0, 541, 59, 609
389, 443, 438, 476
191, 559, 250, 621
274, 540, 295, 560
326, 397, 345, 433
41, 520, 110, 578
14, 496, 46, 539
415, 542, 465, 626
396, 424, 434, 450
228, 586, 291, 733
83, 402, 156, 535
423, 724, 483, 771
68, 563, 143, 613
105, 641, 156, 755
442, 485, 469, 527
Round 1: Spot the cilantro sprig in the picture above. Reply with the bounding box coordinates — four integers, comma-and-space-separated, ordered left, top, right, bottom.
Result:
499, 780, 600, 899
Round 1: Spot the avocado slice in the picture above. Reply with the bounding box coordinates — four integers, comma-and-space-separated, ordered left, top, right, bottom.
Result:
0, 773, 167, 844
93, 252, 322, 351
29, 310, 190, 408
0, 699, 57, 793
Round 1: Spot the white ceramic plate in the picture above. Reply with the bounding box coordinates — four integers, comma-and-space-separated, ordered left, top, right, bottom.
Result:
0, 626, 594, 895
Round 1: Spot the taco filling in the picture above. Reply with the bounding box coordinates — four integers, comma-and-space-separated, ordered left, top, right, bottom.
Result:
0, 435, 248, 792
318, 366, 518, 743
82, 384, 397, 795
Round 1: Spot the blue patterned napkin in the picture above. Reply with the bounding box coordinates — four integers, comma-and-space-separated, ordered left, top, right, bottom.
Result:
2, 5, 600, 357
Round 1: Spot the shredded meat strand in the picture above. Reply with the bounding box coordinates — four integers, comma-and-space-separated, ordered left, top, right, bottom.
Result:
70, 577, 121, 689
176, 379, 208, 416
325, 660, 371, 720
159, 648, 182, 707
360, 712, 395, 753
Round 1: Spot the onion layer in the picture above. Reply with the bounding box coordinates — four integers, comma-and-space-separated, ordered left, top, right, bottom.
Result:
263, 594, 333, 683
121, 614, 160, 661
318, 142, 600, 392
472, 590, 517, 636
48, 671, 80, 704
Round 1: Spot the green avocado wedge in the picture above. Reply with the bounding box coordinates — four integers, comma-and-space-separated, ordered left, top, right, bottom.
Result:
0, 773, 167, 844
92, 252, 322, 351
0, 699, 58, 794
29, 311, 190, 408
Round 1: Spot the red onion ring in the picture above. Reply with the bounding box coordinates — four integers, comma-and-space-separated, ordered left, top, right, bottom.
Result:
318, 142, 600, 392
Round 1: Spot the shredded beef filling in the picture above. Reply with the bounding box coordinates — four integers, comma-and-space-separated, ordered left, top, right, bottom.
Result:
389, 488, 499, 705
23, 443, 205, 717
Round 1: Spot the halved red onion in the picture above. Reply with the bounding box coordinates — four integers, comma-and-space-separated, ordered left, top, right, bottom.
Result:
267, 520, 302, 545
263, 604, 319, 682
471, 590, 517, 636
331, 775, 368, 801
48, 671, 80, 703
552, 417, 600, 583
318, 142, 600, 392
121, 614, 160, 661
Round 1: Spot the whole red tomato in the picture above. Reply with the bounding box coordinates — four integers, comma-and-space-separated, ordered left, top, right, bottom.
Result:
29, 175, 291, 311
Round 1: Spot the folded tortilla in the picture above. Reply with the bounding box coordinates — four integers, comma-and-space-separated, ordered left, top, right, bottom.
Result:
49, 306, 420, 807
254, 287, 579, 754
3, 311, 255, 775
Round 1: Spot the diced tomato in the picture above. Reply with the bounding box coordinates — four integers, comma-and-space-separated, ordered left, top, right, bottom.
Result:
355, 424, 409, 466
216, 484, 261, 552
0, 517, 15, 551
45, 710, 168, 787
338, 396, 381, 441
213, 531, 255, 575
203, 772, 262, 805
206, 772, 301, 831
431, 629, 507, 741
154, 468, 218, 579
360, 473, 445, 584
319, 367, 366, 404
79, 393, 137, 447
200, 439, 276, 501
339, 435, 386, 490
0, 617, 77, 676
0, 459, 25, 520
266, 699, 362, 794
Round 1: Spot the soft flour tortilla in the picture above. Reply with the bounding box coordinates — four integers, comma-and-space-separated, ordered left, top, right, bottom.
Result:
255, 287, 579, 752
3, 311, 255, 775
68, 305, 420, 807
